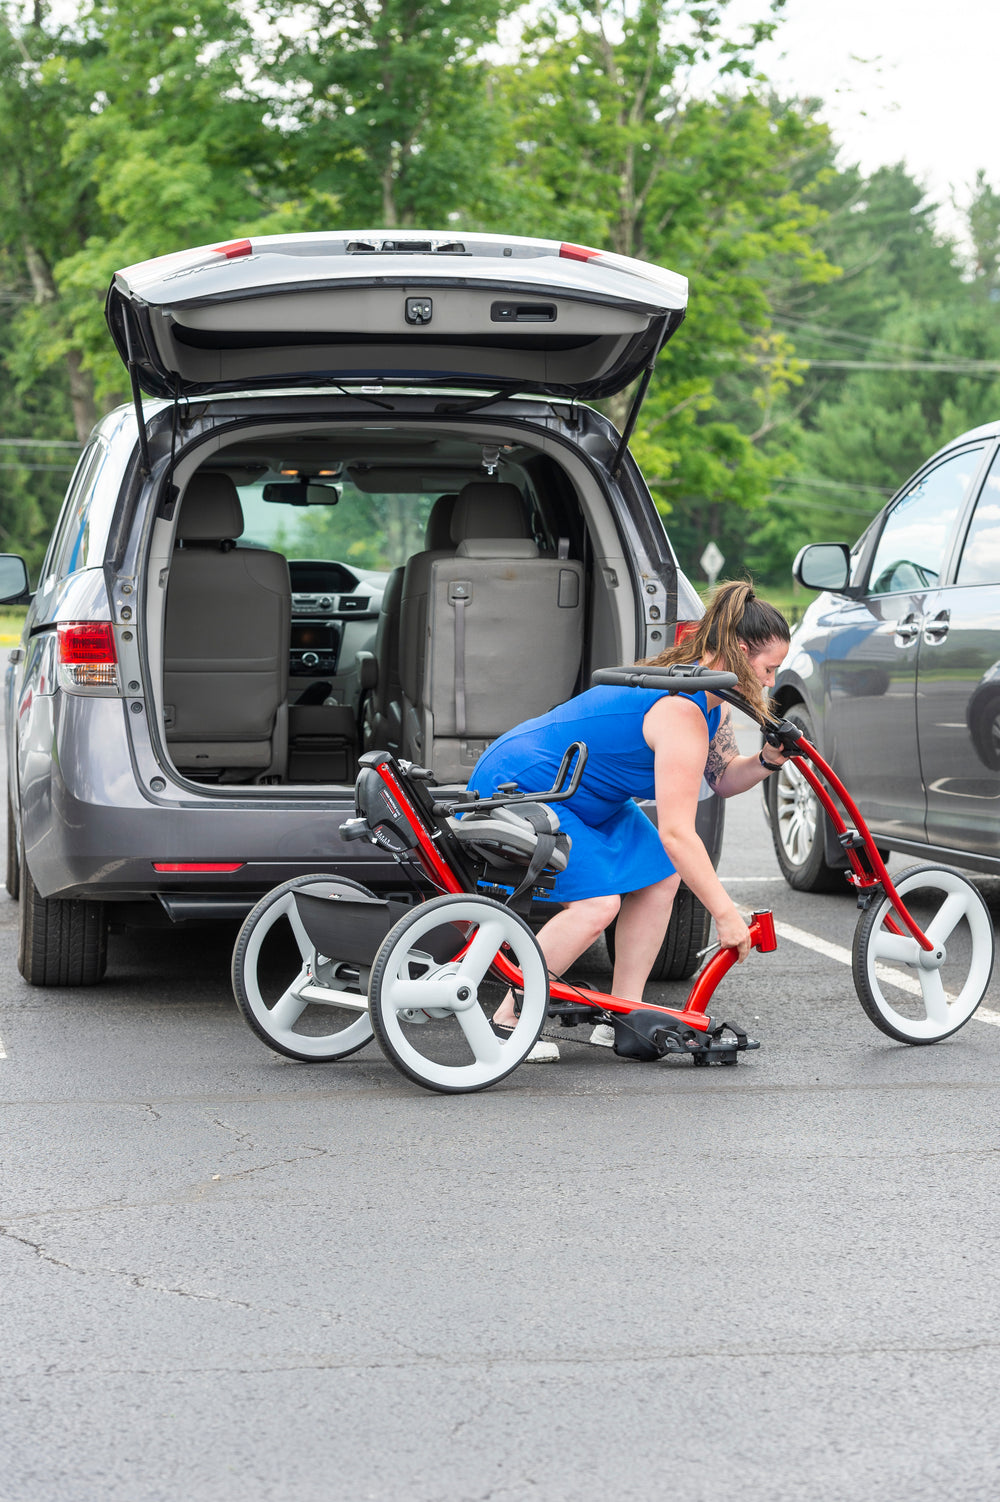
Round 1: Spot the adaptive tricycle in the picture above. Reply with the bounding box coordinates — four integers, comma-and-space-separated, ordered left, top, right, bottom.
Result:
232, 665, 995, 1092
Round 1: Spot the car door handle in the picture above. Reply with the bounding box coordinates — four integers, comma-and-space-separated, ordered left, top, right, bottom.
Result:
922, 609, 951, 644
893, 613, 920, 646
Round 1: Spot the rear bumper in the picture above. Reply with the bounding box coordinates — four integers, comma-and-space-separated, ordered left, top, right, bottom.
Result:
18, 695, 396, 901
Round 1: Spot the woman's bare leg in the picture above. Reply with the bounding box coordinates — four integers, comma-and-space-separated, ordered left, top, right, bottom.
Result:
493, 893, 621, 1026
610, 875, 681, 1002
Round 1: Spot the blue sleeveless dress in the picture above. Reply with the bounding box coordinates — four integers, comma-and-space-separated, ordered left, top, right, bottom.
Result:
467, 684, 721, 902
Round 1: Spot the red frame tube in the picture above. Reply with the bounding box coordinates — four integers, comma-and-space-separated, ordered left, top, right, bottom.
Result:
786, 738, 933, 951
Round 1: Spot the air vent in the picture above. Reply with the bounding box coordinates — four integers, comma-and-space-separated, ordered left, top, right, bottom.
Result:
338, 595, 370, 613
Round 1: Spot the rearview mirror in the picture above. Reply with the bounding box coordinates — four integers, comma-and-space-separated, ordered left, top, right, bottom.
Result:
262, 481, 340, 507
793, 542, 852, 592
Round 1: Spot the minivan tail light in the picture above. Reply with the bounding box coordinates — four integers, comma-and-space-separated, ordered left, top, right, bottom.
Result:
674, 620, 698, 647
57, 622, 119, 690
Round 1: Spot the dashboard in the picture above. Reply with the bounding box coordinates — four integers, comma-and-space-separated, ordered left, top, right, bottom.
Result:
288, 559, 384, 676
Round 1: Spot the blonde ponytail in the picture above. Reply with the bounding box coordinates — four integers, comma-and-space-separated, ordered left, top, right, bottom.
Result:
642, 579, 789, 719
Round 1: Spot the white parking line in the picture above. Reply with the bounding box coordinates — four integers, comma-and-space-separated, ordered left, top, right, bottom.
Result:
0, 1030, 6, 1059
770, 918, 1000, 1028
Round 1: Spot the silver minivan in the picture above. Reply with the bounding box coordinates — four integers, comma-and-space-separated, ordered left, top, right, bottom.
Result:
2, 230, 719, 985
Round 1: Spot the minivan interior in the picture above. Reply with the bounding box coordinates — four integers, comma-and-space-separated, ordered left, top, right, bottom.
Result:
150, 420, 643, 789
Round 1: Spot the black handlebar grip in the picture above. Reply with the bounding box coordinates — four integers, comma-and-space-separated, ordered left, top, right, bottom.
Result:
591, 664, 739, 694
763, 718, 804, 754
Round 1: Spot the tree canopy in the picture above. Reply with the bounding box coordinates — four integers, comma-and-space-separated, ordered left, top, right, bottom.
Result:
0, 0, 997, 581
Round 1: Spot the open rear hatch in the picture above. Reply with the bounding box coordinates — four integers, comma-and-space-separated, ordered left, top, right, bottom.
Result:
105, 231, 687, 402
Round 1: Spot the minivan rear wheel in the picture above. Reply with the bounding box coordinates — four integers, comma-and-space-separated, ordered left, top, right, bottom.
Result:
17, 850, 108, 986
765, 709, 845, 894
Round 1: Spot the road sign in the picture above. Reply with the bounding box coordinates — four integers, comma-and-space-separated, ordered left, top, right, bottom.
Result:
700, 540, 724, 584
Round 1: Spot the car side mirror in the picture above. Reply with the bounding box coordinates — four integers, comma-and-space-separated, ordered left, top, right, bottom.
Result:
793, 542, 853, 593
0, 553, 30, 604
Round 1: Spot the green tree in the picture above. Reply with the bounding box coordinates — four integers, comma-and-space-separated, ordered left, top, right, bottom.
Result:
0, 2, 102, 439
967, 169, 1000, 301
0, 0, 340, 424
259, 0, 517, 227
744, 163, 1000, 584
497, 1, 837, 578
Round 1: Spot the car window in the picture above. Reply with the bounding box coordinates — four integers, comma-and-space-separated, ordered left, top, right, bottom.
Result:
42, 441, 111, 583
866, 447, 984, 595
956, 448, 1000, 586
235, 481, 438, 572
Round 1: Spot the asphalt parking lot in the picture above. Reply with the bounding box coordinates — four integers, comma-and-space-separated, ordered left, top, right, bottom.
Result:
3, 720, 1000, 1501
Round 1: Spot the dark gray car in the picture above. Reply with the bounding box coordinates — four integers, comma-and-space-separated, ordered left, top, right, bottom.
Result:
768, 420, 1000, 889
2, 230, 721, 985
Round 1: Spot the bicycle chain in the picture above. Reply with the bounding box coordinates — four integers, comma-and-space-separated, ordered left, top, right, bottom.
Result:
537, 1026, 611, 1050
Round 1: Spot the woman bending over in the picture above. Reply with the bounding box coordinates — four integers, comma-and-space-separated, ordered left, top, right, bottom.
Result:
467, 580, 792, 1061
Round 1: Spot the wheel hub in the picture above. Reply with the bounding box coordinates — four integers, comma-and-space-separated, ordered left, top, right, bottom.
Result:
917, 943, 947, 970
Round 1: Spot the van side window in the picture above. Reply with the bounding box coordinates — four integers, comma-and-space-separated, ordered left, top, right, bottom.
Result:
43, 442, 107, 583
956, 450, 1000, 586
866, 447, 984, 595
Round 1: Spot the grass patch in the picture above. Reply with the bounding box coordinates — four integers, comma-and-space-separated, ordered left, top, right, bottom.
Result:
0, 608, 27, 646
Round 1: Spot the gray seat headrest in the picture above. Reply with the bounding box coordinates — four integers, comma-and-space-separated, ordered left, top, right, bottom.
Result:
450, 482, 528, 542
455, 538, 539, 559
177, 474, 245, 541
425, 494, 458, 550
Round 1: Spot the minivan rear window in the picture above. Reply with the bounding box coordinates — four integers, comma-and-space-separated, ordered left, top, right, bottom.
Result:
236, 481, 438, 571
43, 442, 110, 583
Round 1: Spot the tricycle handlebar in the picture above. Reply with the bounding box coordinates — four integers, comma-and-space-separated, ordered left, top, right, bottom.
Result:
592, 664, 739, 694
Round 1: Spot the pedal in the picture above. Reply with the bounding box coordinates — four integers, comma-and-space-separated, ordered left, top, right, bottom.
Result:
689, 1020, 761, 1067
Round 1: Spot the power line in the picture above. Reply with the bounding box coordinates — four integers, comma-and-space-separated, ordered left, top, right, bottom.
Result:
772, 475, 895, 496
799, 359, 1000, 375
773, 314, 965, 362
764, 492, 879, 516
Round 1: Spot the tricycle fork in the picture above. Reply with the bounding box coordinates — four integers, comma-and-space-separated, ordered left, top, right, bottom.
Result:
781, 735, 935, 953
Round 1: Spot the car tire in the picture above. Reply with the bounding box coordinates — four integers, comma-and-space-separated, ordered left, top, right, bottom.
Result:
765, 708, 845, 893
17, 849, 108, 986
6, 793, 19, 901
605, 884, 712, 983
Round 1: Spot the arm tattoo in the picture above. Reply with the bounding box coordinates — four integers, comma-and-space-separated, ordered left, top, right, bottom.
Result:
704, 708, 738, 791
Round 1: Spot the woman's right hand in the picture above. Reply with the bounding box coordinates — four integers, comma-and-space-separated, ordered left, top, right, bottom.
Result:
715, 905, 752, 963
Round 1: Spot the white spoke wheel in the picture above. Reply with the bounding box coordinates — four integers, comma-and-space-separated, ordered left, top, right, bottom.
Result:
368, 894, 549, 1094
853, 864, 995, 1044
232, 875, 376, 1061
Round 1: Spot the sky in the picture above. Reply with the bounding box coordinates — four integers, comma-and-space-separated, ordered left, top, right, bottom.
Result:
734, 0, 1000, 245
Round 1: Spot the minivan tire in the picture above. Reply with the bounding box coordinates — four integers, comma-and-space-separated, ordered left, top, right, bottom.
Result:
605, 885, 712, 982
18, 850, 108, 986
765, 708, 845, 893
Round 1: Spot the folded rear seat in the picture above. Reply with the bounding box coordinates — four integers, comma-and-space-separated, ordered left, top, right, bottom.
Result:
400, 481, 584, 783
